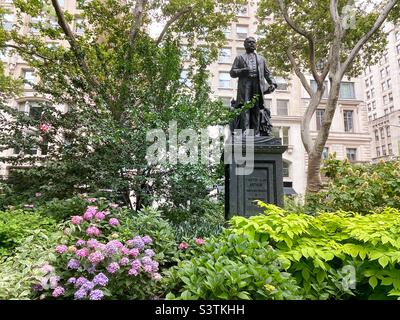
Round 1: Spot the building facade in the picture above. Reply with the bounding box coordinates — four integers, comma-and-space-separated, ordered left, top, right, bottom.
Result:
363, 23, 400, 162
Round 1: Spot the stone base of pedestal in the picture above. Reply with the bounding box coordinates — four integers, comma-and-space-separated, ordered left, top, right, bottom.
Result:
225, 136, 288, 220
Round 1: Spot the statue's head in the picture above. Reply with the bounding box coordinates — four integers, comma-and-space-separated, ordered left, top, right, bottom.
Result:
244, 37, 256, 53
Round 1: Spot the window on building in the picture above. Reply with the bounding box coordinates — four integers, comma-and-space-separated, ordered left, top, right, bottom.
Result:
271, 127, 280, 139
282, 127, 289, 145
339, 82, 355, 99
366, 90, 371, 100
236, 47, 246, 56
389, 92, 393, 103
369, 116, 372, 122
382, 145, 387, 156
276, 77, 289, 91
388, 143, 393, 155
180, 70, 192, 87
322, 147, 329, 160
310, 80, 328, 98
367, 103, 371, 112
390, 106, 394, 113
397, 44, 400, 55
346, 148, 357, 162
380, 127, 385, 139
236, 25, 248, 39
386, 66, 390, 76
316, 109, 325, 130
3, 14, 13, 31
384, 52, 389, 63
18, 101, 43, 120
371, 88, 375, 98
223, 26, 231, 39
219, 97, 232, 108
380, 69, 385, 78
375, 129, 379, 141
396, 31, 400, 42
218, 72, 231, 88
282, 161, 290, 177
365, 78, 369, 88
384, 108, 389, 115
372, 101, 376, 109
218, 48, 231, 64
57, 0, 65, 7
277, 99, 289, 116
236, 5, 248, 16
21, 70, 36, 89
265, 99, 272, 109
376, 147, 381, 157
383, 95, 389, 105
386, 126, 391, 137
75, 18, 84, 34
370, 76, 374, 85
387, 78, 392, 89
382, 81, 387, 91
373, 113, 377, 120
343, 110, 354, 132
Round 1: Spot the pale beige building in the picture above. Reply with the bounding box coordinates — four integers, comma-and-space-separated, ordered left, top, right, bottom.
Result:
363, 23, 400, 162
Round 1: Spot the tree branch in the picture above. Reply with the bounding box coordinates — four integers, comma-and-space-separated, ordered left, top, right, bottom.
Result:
156, 5, 194, 45
129, 0, 148, 44
50, 0, 100, 90
2, 43, 53, 61
276, 0, 320, 83
286, 48, 313, 96
340, 0, 398, 78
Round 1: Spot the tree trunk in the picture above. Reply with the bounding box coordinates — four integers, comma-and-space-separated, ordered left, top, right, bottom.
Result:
306, 151, 323, 192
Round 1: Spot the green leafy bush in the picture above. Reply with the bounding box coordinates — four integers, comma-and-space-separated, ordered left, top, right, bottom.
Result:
0, 210, 57, 257
164, 231, 302, 300
166, 200, 225, 242
230, 202, 400, 300
307, 156, 400, 214
0, 229, 64, 299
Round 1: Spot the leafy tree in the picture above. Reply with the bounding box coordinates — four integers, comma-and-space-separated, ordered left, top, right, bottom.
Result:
256, 0, 399, 193
0, 0, 245, 211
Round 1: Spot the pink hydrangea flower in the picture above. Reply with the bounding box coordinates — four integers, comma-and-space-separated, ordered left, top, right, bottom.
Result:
55, 245, 68, 254
142, 235, 153, 244
109, 218, 120, 226
108, 240, 123, 249
52, 286, 65, 298
121, 247, 129, 255
76, 248, 89, 258
95, 211, 106, 221
119, 257, 130, 266
129, 248, 139, 257
76, 239, 86, 247
71, 216, 84, 225
107, 262, 120, 274
128, 268, 139, 276
195, 238, 205, 246
88, 251, 105, 264
86, 198, 97, 203
86, 226, 101, 237
39, 123, 50, 133
87, 239, 99, 248
40, 264, 54, 274
178, 242, 189, 250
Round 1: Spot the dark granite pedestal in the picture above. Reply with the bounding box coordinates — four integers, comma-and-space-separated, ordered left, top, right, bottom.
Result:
225, 136, 288, 219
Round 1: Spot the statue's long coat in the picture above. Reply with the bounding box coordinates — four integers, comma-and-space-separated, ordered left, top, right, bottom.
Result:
230, 53, 277, 108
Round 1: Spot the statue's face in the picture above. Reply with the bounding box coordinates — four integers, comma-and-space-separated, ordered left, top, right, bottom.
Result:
244, 38, 256, 52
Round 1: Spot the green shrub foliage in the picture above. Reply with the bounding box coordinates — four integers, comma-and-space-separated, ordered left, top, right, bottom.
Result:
165, 231, 302, 300
230, 202, 400, 300
307, 157, 400, 214
0, 210, 57, 257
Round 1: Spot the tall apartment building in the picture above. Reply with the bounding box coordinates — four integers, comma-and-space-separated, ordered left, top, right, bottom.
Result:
1, 0, 372, 195
205, 1, 371, 195
363, 23, 400, 162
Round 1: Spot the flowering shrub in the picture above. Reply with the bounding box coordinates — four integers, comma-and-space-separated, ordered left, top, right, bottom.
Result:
32, 202, 165, 300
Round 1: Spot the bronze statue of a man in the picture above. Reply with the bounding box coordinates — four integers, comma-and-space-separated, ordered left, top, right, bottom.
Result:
230, 37, 277, 136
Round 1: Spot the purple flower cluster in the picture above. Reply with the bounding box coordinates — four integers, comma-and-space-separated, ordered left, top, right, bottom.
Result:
38, 205, 161, 300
